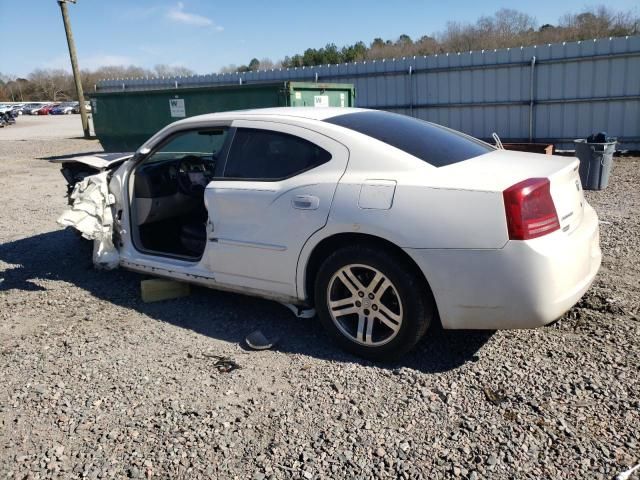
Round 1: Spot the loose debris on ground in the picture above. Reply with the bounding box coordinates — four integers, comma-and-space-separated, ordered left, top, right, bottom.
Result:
617, 463, 640, 480
0, 120, 638, 479
481, 386, 507, 407
203, 354, 242, 374
140, 278, 191, 303
245, 330, 279, 351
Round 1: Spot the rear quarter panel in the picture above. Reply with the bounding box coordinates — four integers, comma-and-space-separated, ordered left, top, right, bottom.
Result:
301, 129, 509, 249
295, 148, 509, 300
321, 137, 510, 250
325, 180, 508, 249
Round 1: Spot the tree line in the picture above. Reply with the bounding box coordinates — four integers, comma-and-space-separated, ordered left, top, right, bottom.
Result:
223, 6, 639, 71
1, 6, 638, 101
0, 65, 196, 102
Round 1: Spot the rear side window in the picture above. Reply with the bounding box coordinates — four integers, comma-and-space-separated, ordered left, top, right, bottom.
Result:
224, 128, 332, 180
325, 110, 493, 167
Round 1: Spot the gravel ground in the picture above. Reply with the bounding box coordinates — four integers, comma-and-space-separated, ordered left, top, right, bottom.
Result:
0, 118, 638, 479
0, 115, 95, 141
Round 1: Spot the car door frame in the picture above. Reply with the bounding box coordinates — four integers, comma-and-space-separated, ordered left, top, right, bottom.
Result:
111, 120, 236, 284
126, 125, 234, 260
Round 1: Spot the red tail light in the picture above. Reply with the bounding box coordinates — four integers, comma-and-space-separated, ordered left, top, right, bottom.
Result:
503, 178, 560, 240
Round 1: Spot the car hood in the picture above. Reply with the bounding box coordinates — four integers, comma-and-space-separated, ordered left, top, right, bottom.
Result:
49, 152, 134, 170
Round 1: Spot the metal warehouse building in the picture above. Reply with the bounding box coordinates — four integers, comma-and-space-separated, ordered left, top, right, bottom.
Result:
96, 35, 640, 150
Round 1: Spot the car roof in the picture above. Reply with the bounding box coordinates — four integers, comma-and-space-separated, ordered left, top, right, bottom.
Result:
181, 107, 368, 124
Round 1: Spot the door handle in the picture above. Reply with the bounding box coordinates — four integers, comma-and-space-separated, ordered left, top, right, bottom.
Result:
292, 195, 320, 210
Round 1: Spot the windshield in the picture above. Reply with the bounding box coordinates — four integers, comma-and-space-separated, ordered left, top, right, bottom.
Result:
143, 128, 229, 165
325, 110, 493, 167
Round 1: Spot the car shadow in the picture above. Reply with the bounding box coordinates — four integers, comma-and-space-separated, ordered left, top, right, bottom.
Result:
0, 229, 493, 374
68, 136, 99, 141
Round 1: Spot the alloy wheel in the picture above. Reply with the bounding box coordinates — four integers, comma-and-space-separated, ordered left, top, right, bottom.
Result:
326, 264, 404, 346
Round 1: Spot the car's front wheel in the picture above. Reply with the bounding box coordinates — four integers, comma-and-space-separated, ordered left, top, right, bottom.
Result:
315, 245, 434, 360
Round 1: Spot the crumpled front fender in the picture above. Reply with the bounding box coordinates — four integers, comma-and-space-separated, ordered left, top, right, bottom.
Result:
57, 172, 120, 269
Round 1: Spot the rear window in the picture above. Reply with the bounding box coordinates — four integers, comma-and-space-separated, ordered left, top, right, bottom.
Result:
324, 110, 493, 167
224, 128, 331, 180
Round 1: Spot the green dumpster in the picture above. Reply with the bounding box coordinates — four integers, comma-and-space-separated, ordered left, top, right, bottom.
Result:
89, 81, 355, 151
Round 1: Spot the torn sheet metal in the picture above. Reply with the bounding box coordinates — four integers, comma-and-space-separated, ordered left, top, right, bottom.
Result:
49, 152, 133, 170
57, 172, 120, 270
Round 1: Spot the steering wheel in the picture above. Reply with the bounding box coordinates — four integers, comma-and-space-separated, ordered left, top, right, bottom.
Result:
176, 155, 211, 197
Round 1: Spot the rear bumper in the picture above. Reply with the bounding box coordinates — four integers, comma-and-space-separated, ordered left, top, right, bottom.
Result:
405, 203, 601, 329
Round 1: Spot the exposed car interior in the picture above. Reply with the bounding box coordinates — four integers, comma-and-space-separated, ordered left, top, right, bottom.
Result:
131, 128, 228, 259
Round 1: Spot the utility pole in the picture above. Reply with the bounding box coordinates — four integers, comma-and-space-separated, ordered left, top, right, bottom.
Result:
58, 0, 90, 138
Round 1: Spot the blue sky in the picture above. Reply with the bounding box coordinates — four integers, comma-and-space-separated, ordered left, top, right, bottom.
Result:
1, 0, 638, 77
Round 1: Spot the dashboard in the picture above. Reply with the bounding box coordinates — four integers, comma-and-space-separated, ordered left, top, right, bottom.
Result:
133, 155, 216, 226
134, 155, 216, 198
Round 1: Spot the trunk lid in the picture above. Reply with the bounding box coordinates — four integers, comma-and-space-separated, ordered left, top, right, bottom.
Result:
428, 149, 585, 235
548, 158, 584, 235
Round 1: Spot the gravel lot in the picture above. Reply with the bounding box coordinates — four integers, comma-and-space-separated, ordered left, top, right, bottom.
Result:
1, 116, 638, 479
0, 115, 95, 141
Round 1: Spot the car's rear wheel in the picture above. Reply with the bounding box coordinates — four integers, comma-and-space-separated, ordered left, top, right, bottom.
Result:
315, 245, 434, 360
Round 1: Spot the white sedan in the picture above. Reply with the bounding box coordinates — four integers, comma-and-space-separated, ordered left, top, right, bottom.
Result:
55, 108, 601, 359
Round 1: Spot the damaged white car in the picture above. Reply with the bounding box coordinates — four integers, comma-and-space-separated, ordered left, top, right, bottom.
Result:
54, 108, 601, 359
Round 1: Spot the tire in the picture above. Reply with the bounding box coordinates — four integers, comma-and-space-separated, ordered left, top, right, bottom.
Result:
314, 244, 434, 360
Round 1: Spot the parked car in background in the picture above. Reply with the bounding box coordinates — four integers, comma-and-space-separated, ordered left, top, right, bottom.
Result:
24, 104, 45, 115
55, 107, 601, 359
0, 104, 26, 115
0, 106, 17, 126
72, 101, 91, 114
51, 102, 78, 115
0, 104, 19, 113
35, 104, 59, 115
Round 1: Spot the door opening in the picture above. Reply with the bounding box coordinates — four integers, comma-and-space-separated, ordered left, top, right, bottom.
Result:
130, 128, 229, 259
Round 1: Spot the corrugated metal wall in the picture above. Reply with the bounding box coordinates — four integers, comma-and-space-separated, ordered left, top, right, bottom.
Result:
97, 36, 640, 149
